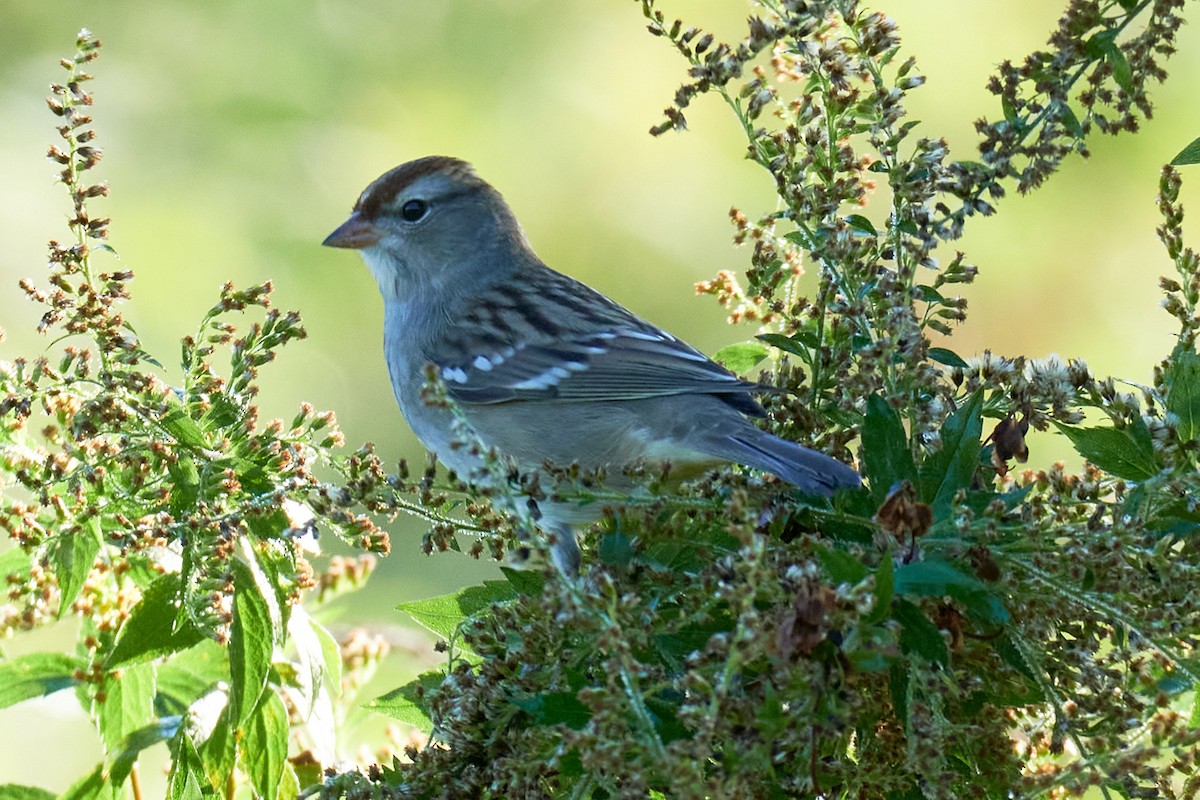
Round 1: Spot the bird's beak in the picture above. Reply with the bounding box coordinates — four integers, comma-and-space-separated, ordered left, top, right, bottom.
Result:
322, 212, 380, 249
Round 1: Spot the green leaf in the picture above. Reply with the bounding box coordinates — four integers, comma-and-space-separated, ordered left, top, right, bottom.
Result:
0, 547, 32, 585
0, 653, 81, 709
500, 566, 545, 596
161, 401, 208, 449
511, 691, 592, 730
107, 716, 181, 786
167, 453, 201, 515
862, 394, 917, 502
166, 729, 214, 800
50, 517, 103, 616
58, 764, 117, 800
241, 692, 289, 800
892, 598, 949, 667
1105, 42, 1134, 93
286, 607, 334, 726
927, 347, 969, 369
713, 341, 770, 374
1054, 418, 1159, 481
868, 554, 895, 624
756, 331, 815, 361
921, 389, 983, 512
1055, 101, 1085, 139
200, 395, 243, 434
913, 285, 944, 303
155, 640, 227, 717
98, 661, 157, 755
1172, 136, 1200, 167
1165, 345, 1200, 442
398, 580, 517, 641
397, 592, 466, 641
229, 558, 275, 729
368, 671, 443, 728
844, 214, 878, 236
245, 507, 290, 540
198, 706, 236, 794
894, 559, 1008, 625
313, 618, 343, 698
108, 573, 204, 668
815, 545, 867, 585
458, 580, 519, 616
599, 531, 635, 566
0, 786, 55, 800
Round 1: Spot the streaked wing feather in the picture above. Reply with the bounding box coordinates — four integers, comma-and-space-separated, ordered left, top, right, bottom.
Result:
439, 329, 765, 412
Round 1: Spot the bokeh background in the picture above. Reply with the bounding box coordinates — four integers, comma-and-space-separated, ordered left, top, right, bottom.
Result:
2, 0, 1199, 791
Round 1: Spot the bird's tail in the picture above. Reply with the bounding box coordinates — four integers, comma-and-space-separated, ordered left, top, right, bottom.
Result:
707, 427, 861, 496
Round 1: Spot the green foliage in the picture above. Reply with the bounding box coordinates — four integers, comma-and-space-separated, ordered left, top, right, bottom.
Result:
0, 30, 414, 800
5, 4, 1200, 800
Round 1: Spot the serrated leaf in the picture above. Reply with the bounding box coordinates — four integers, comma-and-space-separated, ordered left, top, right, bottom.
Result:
1171, 136, 1200, 167
397, 592, 467, 641
200, 395, 242, 434
98, 661, 157, 755
895, 558, 1009, 625
0, 785, 56, 800
155, 640, 227, 717
108, 573, 204, 668
1054, 418, 1159, 481
198, 706, 236, 793
51, 517, 102, 616
457, 580, 518, 616
511, 691, 591, 730
167, 454, 201, 515
500, 566, 544, 596
921, 389, 983, 512
241, 693, 289, 800
368, 671, 443, 728
892, 598, 949, 667
713, 341, 770, 374
398, 580, 516, 641
0, 653, 81, 709
161, 402, 208, 450
1165, 345, 1200, 442
166, 729, 214, 800
815, 545, 867, 585
107, 716, 181, 786
862, 394, 917, 502
229, 558, 275, 728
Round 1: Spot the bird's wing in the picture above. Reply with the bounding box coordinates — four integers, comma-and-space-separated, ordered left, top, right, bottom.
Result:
436, 326, 766, 413
427, 266, 768, 414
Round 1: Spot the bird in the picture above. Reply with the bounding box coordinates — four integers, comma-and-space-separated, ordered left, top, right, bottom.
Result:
322, 156, 861, 572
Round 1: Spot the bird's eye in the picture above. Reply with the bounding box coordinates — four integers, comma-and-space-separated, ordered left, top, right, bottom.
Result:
399, 199, 429, 222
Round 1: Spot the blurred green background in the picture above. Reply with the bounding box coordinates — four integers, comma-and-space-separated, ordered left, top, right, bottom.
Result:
2, 0, 1199, 791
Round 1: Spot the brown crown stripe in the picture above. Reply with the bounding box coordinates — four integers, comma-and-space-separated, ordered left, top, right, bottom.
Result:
355, 156, 482, 219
